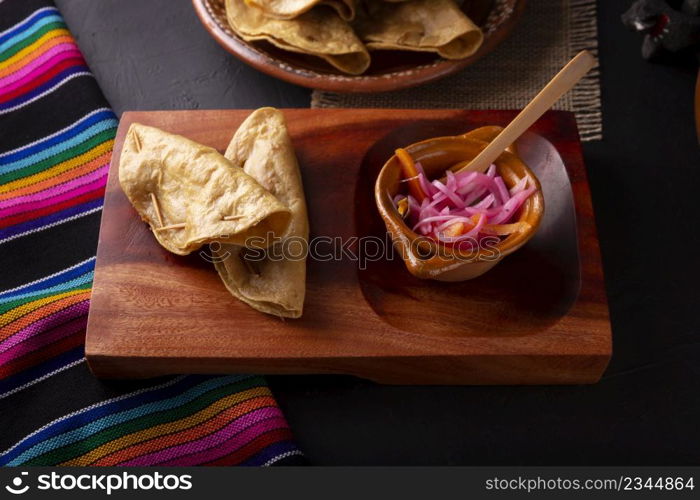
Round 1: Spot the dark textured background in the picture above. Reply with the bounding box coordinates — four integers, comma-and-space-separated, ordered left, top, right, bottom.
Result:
41, 0, 700, 464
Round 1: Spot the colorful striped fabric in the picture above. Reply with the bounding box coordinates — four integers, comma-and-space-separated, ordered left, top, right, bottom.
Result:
0, 3, 105, 396
0, 258, 93, 398
0, 6, 111, 245
0, 7, 92, 115
0, 0, 304, 466
0, 375, 298, 466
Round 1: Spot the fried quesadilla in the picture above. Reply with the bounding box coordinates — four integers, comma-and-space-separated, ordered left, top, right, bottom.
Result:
119, 123, 291, 256
226, 0, 370, 75
354, 0, 484, 60
245, 0, 356, 21
214, 108, 309, 318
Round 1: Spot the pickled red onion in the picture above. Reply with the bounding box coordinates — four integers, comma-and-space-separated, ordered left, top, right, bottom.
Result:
394, 161, 535, 248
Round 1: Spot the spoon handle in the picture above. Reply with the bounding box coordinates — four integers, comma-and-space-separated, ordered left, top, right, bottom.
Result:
457, 50, 597, 175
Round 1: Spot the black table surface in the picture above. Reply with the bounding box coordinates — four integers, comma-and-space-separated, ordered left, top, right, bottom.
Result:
52, 0, 700, 465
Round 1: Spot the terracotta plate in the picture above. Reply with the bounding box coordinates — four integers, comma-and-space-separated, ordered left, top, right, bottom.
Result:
191, 0, 526, 92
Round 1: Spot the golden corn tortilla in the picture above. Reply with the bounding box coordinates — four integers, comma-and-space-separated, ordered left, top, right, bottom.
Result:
119, 123, 291, 256
226, 0, 370, 75
214, 108, 309, 319
354, 0, 484, 60
245, 0, 356, 21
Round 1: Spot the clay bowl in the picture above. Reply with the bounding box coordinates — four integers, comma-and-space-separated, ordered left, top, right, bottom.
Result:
191, 0, 526, 93
375, 127, 544, 281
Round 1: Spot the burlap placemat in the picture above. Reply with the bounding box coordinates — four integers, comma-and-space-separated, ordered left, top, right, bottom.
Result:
311, 0, 602, 141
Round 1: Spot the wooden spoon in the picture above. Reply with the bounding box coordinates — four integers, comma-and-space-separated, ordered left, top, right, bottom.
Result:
456, 50, 597, 175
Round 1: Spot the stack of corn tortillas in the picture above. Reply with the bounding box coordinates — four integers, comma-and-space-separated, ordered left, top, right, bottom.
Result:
119, 108, 309, 318
226, 0, 484, 75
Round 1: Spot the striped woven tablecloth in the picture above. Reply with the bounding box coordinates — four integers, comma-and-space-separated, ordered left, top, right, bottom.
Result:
0, 0, 304, 466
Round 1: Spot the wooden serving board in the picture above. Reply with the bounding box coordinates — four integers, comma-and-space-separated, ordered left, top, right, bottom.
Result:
86, 109, 612, 384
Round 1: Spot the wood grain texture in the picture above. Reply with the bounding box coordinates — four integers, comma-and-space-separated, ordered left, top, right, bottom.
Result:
85, 109, 611, 384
